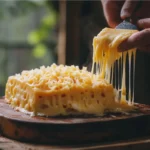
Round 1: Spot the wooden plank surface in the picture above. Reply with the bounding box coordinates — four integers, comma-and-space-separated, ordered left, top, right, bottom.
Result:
1, 98, 150, 147
1, 135, 150, 150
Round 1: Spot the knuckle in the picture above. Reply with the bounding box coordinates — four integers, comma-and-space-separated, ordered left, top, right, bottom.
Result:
141, 29, 150, 37
144, 29, 150, 33
138, 19, 150, 28
139, 19, 145, 25
133, 34, 141, 42
135, 29, 150, 41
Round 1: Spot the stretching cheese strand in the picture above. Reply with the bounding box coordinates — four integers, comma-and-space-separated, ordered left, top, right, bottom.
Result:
92, 28, 138, 104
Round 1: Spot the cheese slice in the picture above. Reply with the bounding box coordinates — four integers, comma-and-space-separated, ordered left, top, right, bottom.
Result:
92, 28, 138, 105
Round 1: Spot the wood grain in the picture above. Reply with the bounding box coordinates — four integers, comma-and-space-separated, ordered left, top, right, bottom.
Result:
1, 135, 150, 150
1, 98, 150, 145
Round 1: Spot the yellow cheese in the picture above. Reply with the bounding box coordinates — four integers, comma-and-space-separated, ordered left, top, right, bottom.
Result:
5, 63, 133, 116
5, 27, 138, 117
92, 28, 138, 105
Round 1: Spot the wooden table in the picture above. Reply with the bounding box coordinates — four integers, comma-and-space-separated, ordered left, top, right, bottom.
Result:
1, 98, 150, 149
1, 135, 150, 150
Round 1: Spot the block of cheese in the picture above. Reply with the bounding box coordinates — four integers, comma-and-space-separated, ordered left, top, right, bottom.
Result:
5, 64, 132, 116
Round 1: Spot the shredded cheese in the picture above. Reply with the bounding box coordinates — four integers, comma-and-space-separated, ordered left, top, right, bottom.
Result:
5, 63, 133, 116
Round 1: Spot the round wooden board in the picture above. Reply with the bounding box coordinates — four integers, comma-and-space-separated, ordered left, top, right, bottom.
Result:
0, 98, 150, 144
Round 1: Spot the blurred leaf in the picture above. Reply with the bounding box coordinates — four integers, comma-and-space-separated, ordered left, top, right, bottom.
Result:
28, 29, 49, 45
42, 12, 56, 27
28, 30, 41, 45
38, 29, 49, 40
32, 44, 48, 58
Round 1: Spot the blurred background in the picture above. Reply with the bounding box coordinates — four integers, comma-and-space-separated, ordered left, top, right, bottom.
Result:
0, 0, 150, 105
0, 0, 106, 96
0, 0, 58, 95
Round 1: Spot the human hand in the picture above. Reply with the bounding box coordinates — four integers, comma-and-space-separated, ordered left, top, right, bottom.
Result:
101, 0, 150, 52
119, 1, 150, 52
119, 18, 150, 52
121, 0, 150, 24
101, 0, 150, 27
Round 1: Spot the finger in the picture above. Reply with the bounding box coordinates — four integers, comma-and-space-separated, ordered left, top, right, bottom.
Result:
106, 15, 122, 28
101, 0, 123, 28
137, 18, 150, 29
121, 0, 139, 19
118, 29, 150, 51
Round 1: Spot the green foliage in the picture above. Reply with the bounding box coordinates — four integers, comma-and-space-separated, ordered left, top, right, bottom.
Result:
28, 10, 57, 45
0, 0, 57, 60
0, 0, 58, 59
42, 12, 57, 27
32, 44, 48, 58
28, 3, 57, 59
28, 29, 48, 45
0, 0, 58, 95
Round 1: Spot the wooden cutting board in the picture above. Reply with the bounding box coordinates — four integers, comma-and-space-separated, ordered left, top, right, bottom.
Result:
0, 98, 150, 145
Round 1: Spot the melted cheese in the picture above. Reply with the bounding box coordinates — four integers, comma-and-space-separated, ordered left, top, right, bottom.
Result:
5, 28, 138, 117
92, 28, 138, 105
